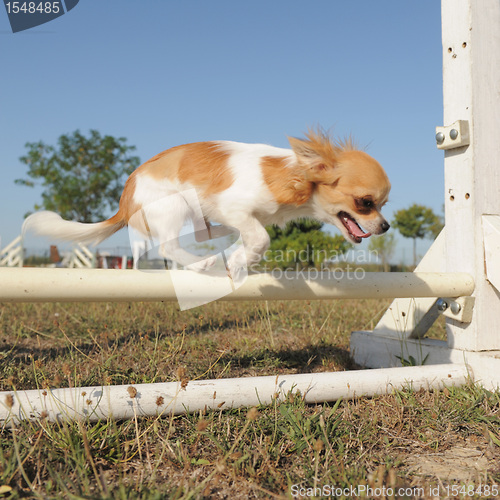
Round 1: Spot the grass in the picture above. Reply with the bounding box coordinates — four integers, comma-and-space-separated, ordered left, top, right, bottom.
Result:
0, 299, 498, 498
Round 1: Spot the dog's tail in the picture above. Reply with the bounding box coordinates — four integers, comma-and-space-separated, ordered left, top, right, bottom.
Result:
22, 211, 126, 246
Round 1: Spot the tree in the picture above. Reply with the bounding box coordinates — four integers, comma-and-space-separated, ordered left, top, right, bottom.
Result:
368, 232, 396, 272
392, 204, 443, 267
264, 219, 351, 270
16, 130, 140, 222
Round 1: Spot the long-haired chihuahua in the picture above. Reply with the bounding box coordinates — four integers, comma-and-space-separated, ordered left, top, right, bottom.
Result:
23, 129, 391, 274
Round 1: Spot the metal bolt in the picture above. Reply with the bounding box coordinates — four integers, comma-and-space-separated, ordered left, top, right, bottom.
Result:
436, 298, 449, 312
436, 132, 445, 144
449, 129, 459, 140
450, 301, 462, 315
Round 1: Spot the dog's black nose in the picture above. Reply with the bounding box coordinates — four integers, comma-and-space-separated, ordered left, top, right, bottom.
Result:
381, 221, 390, 233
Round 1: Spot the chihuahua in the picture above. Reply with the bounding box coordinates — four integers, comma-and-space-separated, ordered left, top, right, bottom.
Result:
23, 129, 391, 273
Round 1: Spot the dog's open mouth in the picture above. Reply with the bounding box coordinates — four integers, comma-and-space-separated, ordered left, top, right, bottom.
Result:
338, 211, 371, 243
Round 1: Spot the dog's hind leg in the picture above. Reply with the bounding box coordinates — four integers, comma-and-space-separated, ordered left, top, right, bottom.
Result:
132, 190, 217, 271
139, 191, 217, 271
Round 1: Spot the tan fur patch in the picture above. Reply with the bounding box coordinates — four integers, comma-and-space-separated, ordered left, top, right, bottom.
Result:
303, 128, 358, 155
107, 142, 234, 229
142, 146, 185, 181
261, 156, 312, 205
177, 142, 233, 196
104, 171, 141, 228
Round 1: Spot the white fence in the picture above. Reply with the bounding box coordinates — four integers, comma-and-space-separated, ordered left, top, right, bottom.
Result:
62, 243, 94, 268
0, 236, 23, 267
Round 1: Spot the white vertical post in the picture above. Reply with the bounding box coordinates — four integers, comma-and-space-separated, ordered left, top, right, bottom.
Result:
442, 0, 500, 351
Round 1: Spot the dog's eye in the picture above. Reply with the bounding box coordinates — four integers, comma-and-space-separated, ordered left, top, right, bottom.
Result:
354, 197, 375, 213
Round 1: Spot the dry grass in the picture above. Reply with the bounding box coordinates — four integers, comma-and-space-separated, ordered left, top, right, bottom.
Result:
0, 299, 498, 499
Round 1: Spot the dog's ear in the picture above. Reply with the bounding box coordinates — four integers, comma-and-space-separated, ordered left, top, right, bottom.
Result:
304, 163, 339, 184
288, 136, 322, 163
288, 136, 338, 184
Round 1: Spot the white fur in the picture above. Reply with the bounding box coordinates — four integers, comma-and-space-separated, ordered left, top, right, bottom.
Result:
22, 211, 118, 245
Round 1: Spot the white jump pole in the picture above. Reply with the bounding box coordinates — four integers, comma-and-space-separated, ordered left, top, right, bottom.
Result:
0, 364, 469, 427
0, 268, 474, 303
0, 269, 475, 425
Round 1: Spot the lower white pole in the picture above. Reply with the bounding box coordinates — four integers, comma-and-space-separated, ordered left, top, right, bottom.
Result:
0, 364, 469, 426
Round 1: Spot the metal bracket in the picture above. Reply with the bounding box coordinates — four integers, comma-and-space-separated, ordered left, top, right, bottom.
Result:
435, 120, 470, 150
436, 296, 475, 323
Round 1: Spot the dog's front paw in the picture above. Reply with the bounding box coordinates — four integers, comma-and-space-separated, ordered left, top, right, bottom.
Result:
185, 255, 218, 272
226, 252, 248, 282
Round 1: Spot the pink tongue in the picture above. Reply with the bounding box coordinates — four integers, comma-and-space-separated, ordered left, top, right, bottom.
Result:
345, 217, 370, 238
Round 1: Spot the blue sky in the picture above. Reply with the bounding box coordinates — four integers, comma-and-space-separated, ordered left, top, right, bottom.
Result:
0, 1, 444, 264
